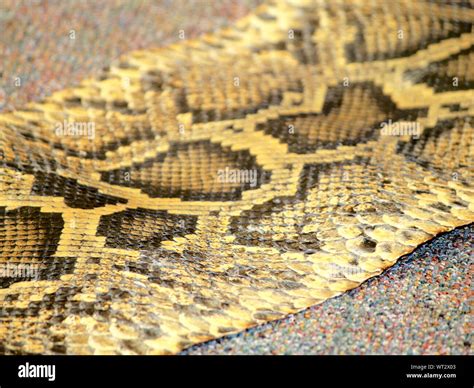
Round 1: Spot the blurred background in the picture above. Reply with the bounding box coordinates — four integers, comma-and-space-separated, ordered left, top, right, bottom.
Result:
0, 0, 263, 111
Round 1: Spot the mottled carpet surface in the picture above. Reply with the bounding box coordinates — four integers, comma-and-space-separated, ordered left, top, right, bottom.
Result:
0, 0, 262, 112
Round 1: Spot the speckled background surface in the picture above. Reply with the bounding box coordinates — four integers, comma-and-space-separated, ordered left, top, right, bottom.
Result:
1, 0, 472, 355
0, 0, 263, 111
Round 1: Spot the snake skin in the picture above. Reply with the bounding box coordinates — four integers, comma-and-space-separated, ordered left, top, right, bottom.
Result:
0, 0, 473, 355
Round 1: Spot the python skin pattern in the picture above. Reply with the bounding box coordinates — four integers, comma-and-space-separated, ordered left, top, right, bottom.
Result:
0, 0, 473, 354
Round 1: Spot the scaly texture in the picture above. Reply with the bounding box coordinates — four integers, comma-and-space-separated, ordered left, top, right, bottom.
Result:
183, 224, 473, 355
0, 0, 473, 355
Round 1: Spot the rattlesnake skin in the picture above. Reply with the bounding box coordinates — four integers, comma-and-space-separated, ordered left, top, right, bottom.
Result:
0, 0, 473, 355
